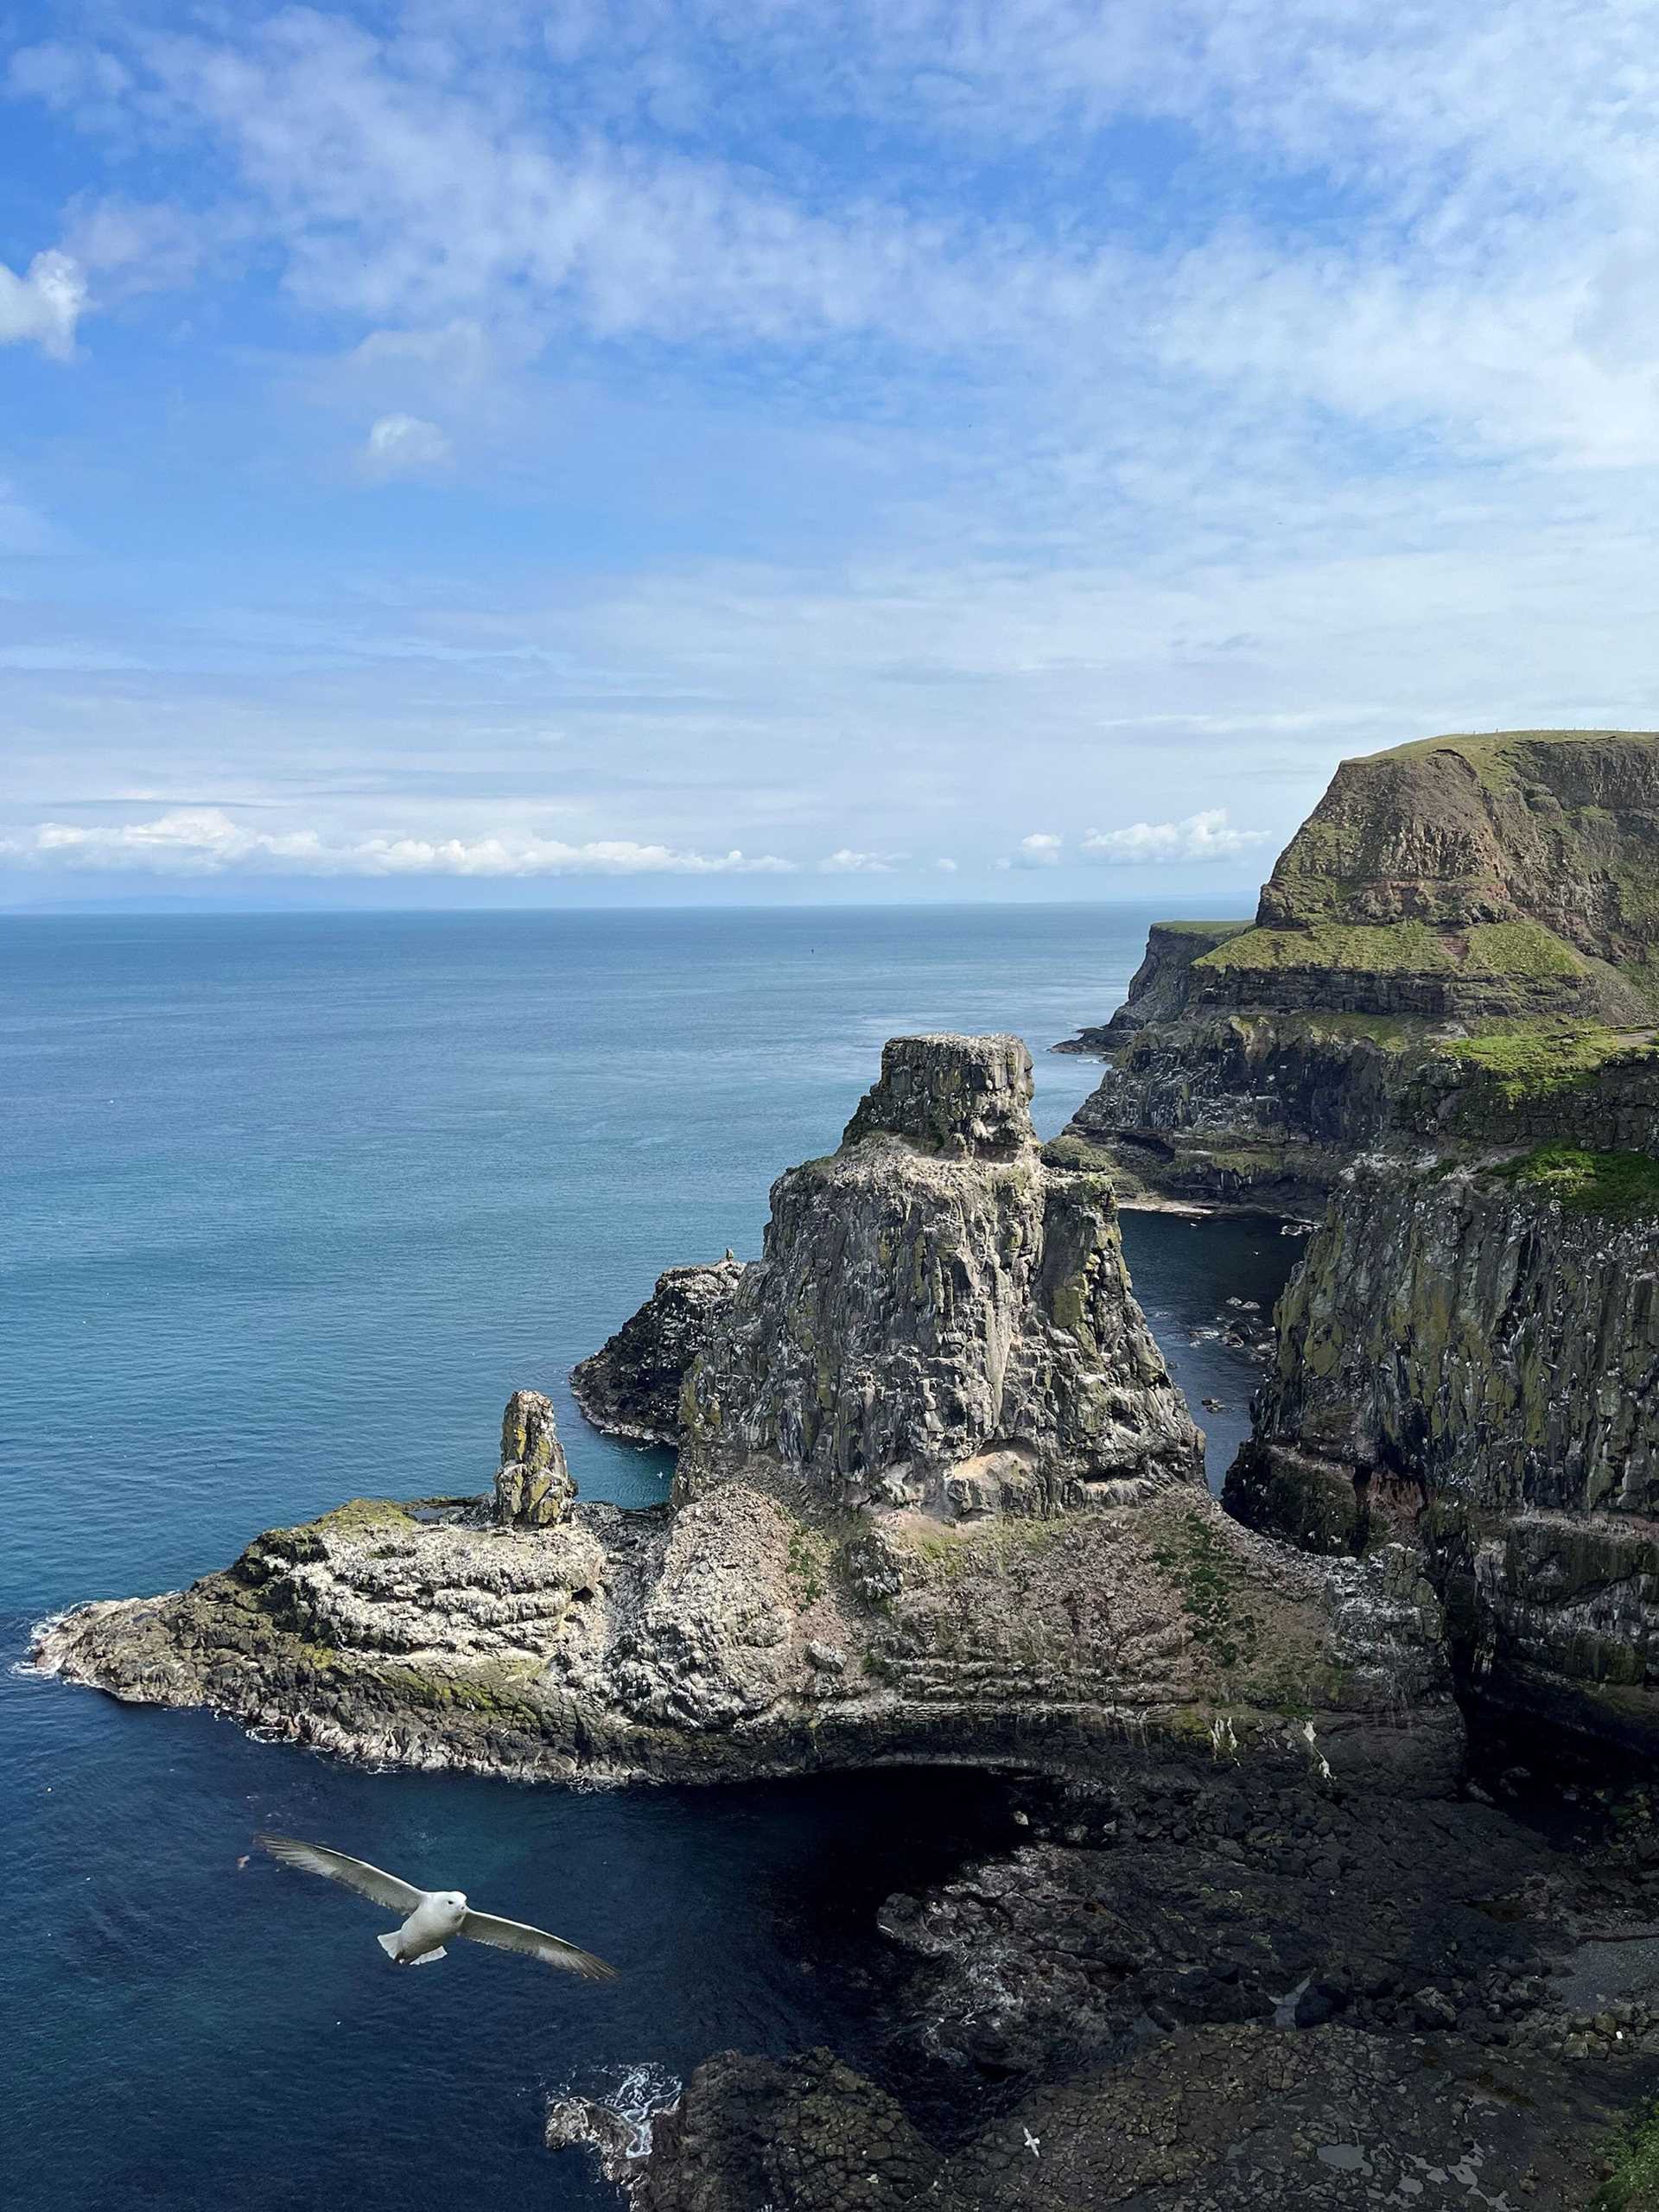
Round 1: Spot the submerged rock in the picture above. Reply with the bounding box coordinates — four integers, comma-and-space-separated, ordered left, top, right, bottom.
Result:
493, 1389, 576, 1528
571, 1259, 744, 1446
677, 1033, 1203, 1516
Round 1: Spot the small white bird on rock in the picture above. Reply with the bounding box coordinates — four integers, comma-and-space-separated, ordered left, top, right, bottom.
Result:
256, 1834, 617, 1979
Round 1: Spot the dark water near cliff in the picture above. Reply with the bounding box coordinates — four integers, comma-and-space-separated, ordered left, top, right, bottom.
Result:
2, 906, 1295, 2209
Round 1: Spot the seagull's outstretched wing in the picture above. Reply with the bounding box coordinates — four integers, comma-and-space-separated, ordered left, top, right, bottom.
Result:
256, 1834, 423, 1914
459, 1908, 617, 1980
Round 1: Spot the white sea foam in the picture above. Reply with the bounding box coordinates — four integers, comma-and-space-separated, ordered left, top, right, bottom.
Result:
13, 1611, 70, 1677
546, 2059, 683, 2189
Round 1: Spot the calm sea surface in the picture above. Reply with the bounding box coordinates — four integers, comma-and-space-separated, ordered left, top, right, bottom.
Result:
3, 906, 1294, 2209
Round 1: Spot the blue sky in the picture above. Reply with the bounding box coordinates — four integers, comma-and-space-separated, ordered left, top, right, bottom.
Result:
3, 1, 1658, 907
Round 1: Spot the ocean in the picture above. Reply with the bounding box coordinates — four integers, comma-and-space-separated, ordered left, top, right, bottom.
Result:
3, 905, 1295, 2209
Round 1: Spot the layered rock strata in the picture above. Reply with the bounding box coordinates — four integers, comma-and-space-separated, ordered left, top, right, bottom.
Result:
572, 1261, 744, 1445
35, 1037, 1454, 1790
1063, 729, 1659, 1212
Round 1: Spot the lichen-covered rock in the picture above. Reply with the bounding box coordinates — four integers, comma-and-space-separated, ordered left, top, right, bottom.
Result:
1063, 729, 1659, 1211
676, 1033, 1203, 1515
1226, 1152, 1659, 1757
493, 1389, 576, 1527
32, 1468, 1454, 1790
840, 1032, 1034, 1156
572, 1260, 744, 1445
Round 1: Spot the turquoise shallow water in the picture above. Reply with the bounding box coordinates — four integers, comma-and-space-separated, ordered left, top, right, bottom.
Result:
3, 906, 1294, 2209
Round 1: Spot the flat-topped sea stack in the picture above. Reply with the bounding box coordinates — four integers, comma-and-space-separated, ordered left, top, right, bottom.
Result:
34, 1034, 1453, 1791
1063, 729, 1659, 1213
677, 1033, 1202, 1516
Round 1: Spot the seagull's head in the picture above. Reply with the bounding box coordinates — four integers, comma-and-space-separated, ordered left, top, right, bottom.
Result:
438, 1890, 467, 1912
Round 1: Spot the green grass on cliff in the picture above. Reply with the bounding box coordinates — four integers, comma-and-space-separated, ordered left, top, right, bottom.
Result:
1150, 918, 1254, 939
1494, 1143, 1659, 1218
1447, 1020, 1652, 1097
1192, 917, 1585, 980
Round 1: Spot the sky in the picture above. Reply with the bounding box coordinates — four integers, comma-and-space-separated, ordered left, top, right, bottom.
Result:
3, 1, 1658, 909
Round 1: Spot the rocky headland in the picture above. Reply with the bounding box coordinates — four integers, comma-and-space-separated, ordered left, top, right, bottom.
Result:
35, 1033, 1446, 1791
1061, 728, 1659, 1215
33, 755, 1659, 2209
1053, 728, 1659, 1764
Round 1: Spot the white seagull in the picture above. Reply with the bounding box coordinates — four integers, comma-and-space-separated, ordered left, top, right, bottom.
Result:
256, 1833, 617, 1979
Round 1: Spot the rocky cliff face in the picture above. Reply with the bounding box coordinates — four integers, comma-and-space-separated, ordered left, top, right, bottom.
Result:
677, 1034, 1203, 1516
572, 1260, 744, 1445
1064, 729, 1659, 1213
33, 1037, 1455, 1792
1226, 1135, 1659, 1758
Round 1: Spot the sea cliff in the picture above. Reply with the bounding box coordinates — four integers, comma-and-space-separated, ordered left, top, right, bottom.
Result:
1063, 728, 1659, 1214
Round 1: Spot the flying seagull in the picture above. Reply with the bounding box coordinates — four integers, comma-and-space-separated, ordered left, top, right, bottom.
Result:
256, 1833, 617, 1979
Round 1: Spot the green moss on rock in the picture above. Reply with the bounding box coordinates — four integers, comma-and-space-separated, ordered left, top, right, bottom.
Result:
1491, 1144, 1659, 1218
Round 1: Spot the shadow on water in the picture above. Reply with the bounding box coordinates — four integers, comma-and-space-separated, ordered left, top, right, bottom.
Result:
1119, 1210, 1305, 1489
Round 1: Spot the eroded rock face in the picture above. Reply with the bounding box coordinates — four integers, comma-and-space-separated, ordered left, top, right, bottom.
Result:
840, 1032, 1034, 1156
1226, 1152, 1659, 1757
571, 1260, 744, 1445
1259, 728, 1659, 957
493, 1389, 576, 1527
677, 1033, 1204, 1516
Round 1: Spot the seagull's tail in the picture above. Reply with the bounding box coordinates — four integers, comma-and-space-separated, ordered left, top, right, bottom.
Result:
377, 1932, 403, 1961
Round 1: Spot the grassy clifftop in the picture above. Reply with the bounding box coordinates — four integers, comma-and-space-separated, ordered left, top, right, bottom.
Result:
1190, 729, 1659, 1021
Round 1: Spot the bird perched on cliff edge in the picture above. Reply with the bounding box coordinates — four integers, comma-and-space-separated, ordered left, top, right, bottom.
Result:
255, 1834, 617, 1979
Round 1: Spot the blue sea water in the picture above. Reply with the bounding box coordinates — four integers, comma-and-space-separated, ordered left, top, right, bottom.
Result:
3, 906, 1295, 2209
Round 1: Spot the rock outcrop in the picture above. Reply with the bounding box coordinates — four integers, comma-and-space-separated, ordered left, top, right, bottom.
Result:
493, 1389, 576, 1527
33, 1036, 1455, 1792
1226, 1127, 1659, 1759
563, 1761, 1659, 2211
677, 1034, 1203, 1516
572, 1261, 744, 1445
1064, 729, 1659, 1213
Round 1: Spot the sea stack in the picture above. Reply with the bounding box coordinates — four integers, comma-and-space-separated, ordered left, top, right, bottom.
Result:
675, 1033, 1203, 1516
493, 1389, 576, 1527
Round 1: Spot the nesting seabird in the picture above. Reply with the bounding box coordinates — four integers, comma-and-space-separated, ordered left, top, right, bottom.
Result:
256, 1833, 617, 1979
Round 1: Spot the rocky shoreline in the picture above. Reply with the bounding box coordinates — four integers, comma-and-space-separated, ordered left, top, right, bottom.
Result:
31, 730, 1659, 2207
551, 1754, 1659, 2209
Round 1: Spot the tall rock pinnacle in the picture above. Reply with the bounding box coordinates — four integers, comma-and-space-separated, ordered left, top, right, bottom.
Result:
676, 1033, 1202, 1516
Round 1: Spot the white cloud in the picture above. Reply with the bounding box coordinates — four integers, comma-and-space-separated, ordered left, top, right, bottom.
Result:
0, 250, 85, 359
934, 856, 957, 872
1082, 810, 1273, 863
3, 810, 796, 878
819, 847, 901, 873
1000, 831, 1062, 870
362, 413, 452, 476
